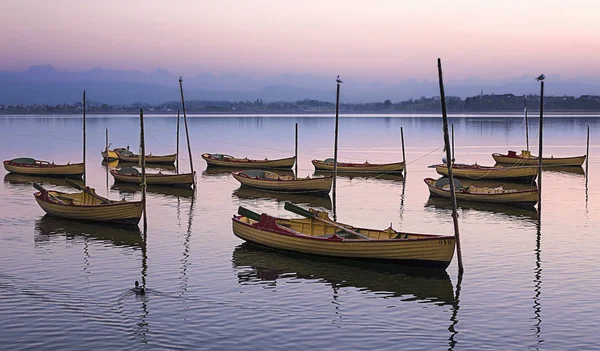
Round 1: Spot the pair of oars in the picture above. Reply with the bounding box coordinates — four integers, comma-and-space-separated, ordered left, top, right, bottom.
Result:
238, 202, 372, 240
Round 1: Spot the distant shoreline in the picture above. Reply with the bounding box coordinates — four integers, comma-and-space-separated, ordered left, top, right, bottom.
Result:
2, 111, 600, 117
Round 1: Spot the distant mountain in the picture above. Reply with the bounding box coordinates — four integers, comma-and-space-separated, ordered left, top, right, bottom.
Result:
1, 65, 599, 105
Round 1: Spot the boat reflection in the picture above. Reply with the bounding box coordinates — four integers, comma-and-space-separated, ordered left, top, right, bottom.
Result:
111, 182, 195, 199
101, 159, 119, 169
117, 161, 176, 172
203, 166, 295, 178
426, 196, 539, 221
314, 170, 404, 183
543, 165, 585, 175
4, 173, 85, 188
233, 186, 332, 210
232, 243, 454, 305
34, 215, 143, 248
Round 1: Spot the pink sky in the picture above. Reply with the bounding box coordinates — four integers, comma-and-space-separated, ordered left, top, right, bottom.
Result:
1, 0, 599, 81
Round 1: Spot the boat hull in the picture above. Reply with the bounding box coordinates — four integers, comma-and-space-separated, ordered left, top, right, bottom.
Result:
202, 153, 295, 169
232, 217, 455, 269
34, 192, 143, 225
435, 164, 538, 181
492, 152, 586, 167
424, 178, 538, 207
312, 159, 405, 174
110, 170, 195, 188
117, 153, 177, 164
4, 160, 84, 177
232, 172, 331, 194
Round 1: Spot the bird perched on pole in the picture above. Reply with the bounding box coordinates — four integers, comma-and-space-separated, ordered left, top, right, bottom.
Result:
536, 74, 545, 81
336, 75, 343, 84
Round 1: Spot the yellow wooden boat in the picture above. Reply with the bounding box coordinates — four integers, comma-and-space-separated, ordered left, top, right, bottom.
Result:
424, 177, 538, 207
101, 148, 122, 161
202, 153, 295, 169
33, 183, 143, 225
3, 157, 84, 178
492, 150, 586, 167
232, 205, 456, 269
110, 166, 195, 188
435, 163, 538, 181
312, 158, 405, 174
232, 170, 332, 195
116, 147, 176, 164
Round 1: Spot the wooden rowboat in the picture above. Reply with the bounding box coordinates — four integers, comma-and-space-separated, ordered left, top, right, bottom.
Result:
101, 148, 124, 161
116, 147, 176, 164
424, 177, 538, 207
4, 157, 84, 178
33, 183, 143, 225
312, 158, 405, 174
435, 163, 538, 181
232, 204, 456, 269
110, 167, 195, 188
202, 153, 295, 169
492, 150, 586, 167
232, 170, 332, 195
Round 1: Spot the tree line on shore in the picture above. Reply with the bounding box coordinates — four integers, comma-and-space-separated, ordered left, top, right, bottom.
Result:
1, 93, 599, 114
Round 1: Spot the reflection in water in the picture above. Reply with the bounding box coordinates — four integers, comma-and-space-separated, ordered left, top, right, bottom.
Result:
34, 215, 143, 248
448, 271, 463, 351
203, 166, 295, 178
232, 186, 332, 210
180, 195, 196, 296
4, 173, 85, 188
111, 183, 195, 199
136, 232, 149, 344
232, 243, 455, 305
533, 221, 543, 348
541, 166, 585, 176
314, 170, 405, 183
425, 197, 539, 221
118, 161, 176, 172
100, 159, 119, 169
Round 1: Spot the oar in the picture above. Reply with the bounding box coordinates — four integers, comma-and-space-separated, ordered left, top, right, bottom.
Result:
237, 206, 262, 221
283, 202, 371, 240
32, 182, 47, 193
65, 178, 111, 204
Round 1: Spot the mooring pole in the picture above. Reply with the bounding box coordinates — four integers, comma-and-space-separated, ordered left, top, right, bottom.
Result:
82, 90, 86, 186
179, 77, 195, 188
176, 109, 180, 174
333, 76, 342, 211
586, 125, 590, 187
437, 58, 463, 274
401, 126, 406, 175
105, 128, 109, 160
140, 109, 147, 233
538, 81, 544, 216
525, 97, 530, 152
295, 122, 299, 178
451, 123, 455, 164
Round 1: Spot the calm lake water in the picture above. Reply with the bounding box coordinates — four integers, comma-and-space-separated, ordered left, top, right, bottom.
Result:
1, 114, 599, 350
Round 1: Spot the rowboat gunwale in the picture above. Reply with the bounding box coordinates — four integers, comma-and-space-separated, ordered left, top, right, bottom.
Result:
110, 169, 195, 188
33, 188, 143, 225
492, 150, 586, 167
311, 159, 405, 174
202, 153, 296, 169
232, 170, 332, 194
232, 212, 456, 269
434, 163, 538, 181
424, 177, 538, 207
3, 159, 84, 177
